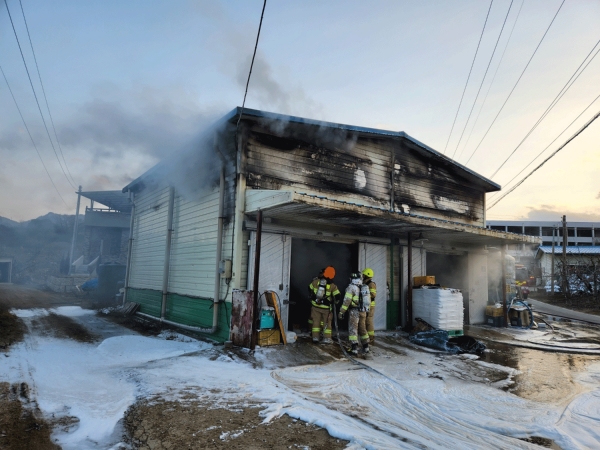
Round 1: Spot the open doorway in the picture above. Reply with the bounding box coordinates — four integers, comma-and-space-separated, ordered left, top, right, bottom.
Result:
288, 239, 358, 331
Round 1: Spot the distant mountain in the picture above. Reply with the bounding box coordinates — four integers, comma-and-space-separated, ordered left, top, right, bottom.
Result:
0, 216, 19, 228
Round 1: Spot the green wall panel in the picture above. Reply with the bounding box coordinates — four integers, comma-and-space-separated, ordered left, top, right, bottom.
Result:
127, 289, 232, 342
127, 288, 161, 317
387, 301, 400, 330
166, 293, 213, 328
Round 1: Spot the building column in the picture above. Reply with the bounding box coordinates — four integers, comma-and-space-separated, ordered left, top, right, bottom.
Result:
468, 252, 488, 325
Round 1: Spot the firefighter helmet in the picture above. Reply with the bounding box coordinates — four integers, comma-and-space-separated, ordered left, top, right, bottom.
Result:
362, 268, 374, 279
323, 266, 336, 280
350, 273, 362, 285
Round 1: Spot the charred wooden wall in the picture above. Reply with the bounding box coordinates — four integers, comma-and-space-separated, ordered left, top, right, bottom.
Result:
240, 121, 486, 227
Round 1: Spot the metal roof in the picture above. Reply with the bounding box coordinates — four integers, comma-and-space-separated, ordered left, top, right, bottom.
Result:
536, 246, 600, 257
80, 190, 132, 213
244, 190, 540, 247
224, 107, 501, 192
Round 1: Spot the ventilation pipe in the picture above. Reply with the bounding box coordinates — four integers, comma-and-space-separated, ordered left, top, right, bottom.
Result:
161, 187, 175, 319
211, 166, 226, 332
406, 232, 413, 331
123, 191, 135, 304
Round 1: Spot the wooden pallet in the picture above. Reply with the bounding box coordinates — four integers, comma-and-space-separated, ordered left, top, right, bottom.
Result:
446, 329, 464, 337
263, 291, 287, 345
118, 302, 140, 317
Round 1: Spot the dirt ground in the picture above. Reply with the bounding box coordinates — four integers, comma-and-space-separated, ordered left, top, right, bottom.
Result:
124, 398, 347, 450
534, 291, 600, 316
0, 382, 60, 450
0, 284, 349, 449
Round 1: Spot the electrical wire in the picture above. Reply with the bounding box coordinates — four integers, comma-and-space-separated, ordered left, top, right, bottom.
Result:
443, 0, 493, 155
489, 39, 600, 179
231, 0, 267, 271
453, 0, 514, 160
235, 0, 267, 137
18, 0, 78, 187
464, 0, 566, 165
4, 0, 76, 190
1, 64, 69, 207
488, 91, 600, 201
487, 107, 600, 210
459, 0, 525, 163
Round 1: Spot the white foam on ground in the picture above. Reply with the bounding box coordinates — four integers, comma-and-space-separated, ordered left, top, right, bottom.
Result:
1, 307, 599, 449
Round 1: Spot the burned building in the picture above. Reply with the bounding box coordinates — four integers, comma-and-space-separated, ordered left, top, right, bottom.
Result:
122, 108, 539, 342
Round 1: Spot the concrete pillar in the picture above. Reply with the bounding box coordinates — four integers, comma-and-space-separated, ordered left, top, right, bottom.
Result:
468, 252, 489, 325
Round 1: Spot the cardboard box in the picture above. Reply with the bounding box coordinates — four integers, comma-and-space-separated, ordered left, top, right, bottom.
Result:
257, 329, 281, 346
485, 315, 504, 327
485, 305, 504, 317
413, 276, 436, 287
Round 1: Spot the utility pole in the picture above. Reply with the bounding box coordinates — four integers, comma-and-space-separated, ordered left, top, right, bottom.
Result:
551, 226, 555, 297
562, 215, 568, 295
68, 186, 82, 275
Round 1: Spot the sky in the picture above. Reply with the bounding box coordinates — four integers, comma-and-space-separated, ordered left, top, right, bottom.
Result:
1, 0, 599, 222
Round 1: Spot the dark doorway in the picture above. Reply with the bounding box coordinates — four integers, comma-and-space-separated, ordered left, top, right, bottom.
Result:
426, 253, 469, 323
288, 239, 358, 331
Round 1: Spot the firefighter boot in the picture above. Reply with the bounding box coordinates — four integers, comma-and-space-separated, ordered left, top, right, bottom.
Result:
362, 343, 373, 360
349, 343, 359, 357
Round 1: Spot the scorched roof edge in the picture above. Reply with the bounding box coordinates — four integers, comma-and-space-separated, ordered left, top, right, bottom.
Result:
225, 107, 500, 191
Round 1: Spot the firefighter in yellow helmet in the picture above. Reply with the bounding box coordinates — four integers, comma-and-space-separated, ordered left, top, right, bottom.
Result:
362, 268, 377, 344
338, 272, 371, 357
308, 266, 340, 344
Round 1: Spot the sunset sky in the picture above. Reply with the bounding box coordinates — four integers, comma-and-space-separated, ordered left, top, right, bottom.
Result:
1, 0, 599, 222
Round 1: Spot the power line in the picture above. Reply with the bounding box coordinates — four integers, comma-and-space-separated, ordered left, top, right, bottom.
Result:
1, 65, 69, 207
4, 0, 76, 189
442, 0, 493, 155
488, 39, 600, 179
488, 91, 600, 201
487, 107, 600, 210
235, 0, 267, 136
452, 0, 514, 160
460, 0, 524, 164
18, 0, 78, 187
464, 0, 565, 165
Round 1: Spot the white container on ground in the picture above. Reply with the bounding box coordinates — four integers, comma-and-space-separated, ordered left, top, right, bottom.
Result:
412, 287, 464, 331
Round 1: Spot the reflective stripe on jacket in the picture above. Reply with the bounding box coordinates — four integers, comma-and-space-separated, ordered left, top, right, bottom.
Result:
364, 279, 377, 307
309, 278, 340, 309
340, 284, 366, 312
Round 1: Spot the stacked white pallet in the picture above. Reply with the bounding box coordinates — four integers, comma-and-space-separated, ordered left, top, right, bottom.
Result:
412, 287, 464, 331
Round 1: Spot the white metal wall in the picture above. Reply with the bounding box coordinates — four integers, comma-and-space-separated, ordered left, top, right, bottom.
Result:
401, 246, 427, 325
248, 232, 292, 328
129, 186, 170, 290
168, 189, 220, 298
359, 243, 387, 330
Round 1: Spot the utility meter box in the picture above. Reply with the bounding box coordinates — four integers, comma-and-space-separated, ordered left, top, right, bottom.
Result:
220, 259, 232, 279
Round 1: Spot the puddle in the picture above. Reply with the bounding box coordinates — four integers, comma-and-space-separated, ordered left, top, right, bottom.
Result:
480, 339, 599, 404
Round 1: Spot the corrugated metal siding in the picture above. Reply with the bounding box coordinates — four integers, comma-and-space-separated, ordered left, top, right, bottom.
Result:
401, 246, 426, 325
127, 288, 162, 317
359, 243, 387, 330
168, 190, 219, 298
244, 128, 486, 226
129, 186, 170, 290
247, 232, 291, 327
166, 293, 214, 327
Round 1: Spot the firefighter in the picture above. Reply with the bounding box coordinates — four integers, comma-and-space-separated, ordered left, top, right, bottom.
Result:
338, 272, 371, 357
308, 266, 340, 344
362, 268, 377, 344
